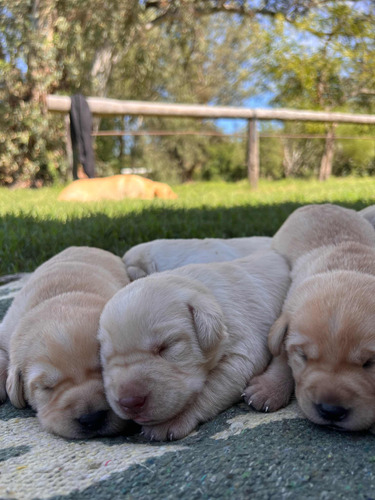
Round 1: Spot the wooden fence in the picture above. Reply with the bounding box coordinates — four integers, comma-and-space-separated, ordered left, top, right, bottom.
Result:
46, 95, 375, 188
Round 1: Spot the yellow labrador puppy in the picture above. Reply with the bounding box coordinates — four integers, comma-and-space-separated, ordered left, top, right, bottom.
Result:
123, 237, 272, 280
244, 204, 375, 432
0, 246, 130, 439
99, 250, 290, 441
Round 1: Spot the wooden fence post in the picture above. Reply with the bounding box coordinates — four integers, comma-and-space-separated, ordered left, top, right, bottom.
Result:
247, 118, 259, 188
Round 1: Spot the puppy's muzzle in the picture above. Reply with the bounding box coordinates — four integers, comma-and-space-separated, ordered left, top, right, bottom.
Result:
77, 410, 108, 433
315, 403, 350, 423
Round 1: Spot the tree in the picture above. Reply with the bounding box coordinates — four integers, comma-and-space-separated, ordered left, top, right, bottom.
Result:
2, 0, 375, 185
255, 1, 375, 180
0, 1, 145, 185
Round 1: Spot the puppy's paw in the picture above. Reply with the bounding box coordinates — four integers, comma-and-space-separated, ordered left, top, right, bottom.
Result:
123, 246, 157, 281
141, 413, 198, 442
0, 350, 8, 403
243, 372, 293, 413
126, 265, 148, 281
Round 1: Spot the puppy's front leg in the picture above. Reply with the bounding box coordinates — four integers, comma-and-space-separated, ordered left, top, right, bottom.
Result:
141, 356, 253, 441
243, 352, 294, 412
0, 348, 8, 402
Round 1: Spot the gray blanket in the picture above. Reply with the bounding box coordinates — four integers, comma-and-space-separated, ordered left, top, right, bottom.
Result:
1, 279, 374, 500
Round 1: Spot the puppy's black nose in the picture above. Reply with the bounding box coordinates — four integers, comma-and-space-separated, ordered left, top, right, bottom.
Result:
119, 396, 146, 412
78, 410, 108, 431
315, 403, 349, 422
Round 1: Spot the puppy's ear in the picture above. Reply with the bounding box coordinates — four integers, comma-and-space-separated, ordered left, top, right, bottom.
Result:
268, 312, 289, 356
188, 297, 227, 352
6, 364, 26, 408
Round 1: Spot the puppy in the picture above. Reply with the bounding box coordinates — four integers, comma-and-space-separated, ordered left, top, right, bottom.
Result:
123, 237, 272, 280
123, 205, 375, 281
0, 246, 131, 439
244, 204, 375, 432
271, 203, 375, 266
58, 174, 177, 201
99, 250, 290, 441
359, 204, 375, 230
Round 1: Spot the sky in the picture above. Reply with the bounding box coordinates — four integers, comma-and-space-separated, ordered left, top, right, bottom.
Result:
215, 92, 274, 133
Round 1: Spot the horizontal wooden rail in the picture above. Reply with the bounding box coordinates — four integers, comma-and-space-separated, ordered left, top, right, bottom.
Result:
47, 95, 375, 124
49, 94, 375, 189
92, 130, 375, 141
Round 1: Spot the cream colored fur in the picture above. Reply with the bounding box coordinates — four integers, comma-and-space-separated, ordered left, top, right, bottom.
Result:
0, 246, 130, 438
99, 250, 290, 441
359, 204, 375, 230
123, 237, 272, 280
244, 204, 375, 432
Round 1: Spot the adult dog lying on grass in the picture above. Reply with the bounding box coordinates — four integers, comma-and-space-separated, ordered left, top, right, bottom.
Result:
244, 204, 375, 433
58, 174, 178, 201
99, 250, 290, 441
0, 247, 131, 439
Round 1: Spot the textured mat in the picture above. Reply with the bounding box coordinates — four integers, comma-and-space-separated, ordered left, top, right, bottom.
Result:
1, 278, 375, 500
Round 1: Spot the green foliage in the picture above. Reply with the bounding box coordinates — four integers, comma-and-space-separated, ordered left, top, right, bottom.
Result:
200, 139, 246, 181
1, 1, 375, 185
333, 125, 375, 177
259, 130, 285, 179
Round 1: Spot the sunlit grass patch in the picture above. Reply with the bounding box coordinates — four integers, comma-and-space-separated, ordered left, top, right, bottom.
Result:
0, 176, 374, 274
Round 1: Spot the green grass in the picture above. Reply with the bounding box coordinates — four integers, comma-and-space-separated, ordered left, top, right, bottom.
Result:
1, 176, 375, 275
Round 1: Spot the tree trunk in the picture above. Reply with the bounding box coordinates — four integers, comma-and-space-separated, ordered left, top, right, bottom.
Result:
282, 141, 293, 177
247, 118, 259, 188
319, 124, 336, 181
90, 43, 116, 133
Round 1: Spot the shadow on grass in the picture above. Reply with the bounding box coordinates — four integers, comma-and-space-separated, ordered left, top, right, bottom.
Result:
0, 200, 370, 274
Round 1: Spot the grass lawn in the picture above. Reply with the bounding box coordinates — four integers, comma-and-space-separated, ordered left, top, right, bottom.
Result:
1, 176, 375, 275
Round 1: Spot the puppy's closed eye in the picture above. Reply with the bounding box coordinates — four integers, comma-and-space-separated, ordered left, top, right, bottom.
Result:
153, 340, 189, 362
295, 348, 308, 362
28, 363, 62, 393
362, 358, 375, 369
34, 382, 56, 392
153, 344, 168, 356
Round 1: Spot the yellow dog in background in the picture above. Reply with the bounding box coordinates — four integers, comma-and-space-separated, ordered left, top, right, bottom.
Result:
58, 174, 178, 201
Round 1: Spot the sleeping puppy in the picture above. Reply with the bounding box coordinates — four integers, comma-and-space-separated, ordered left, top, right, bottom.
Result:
123, 205, 374, 281
244, 204, 375, 432
123, 237, 272, 280
271, 203, 375, 266
359, 204, 375, 230
99, 250, 290, 441
0, 246, 131, 439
